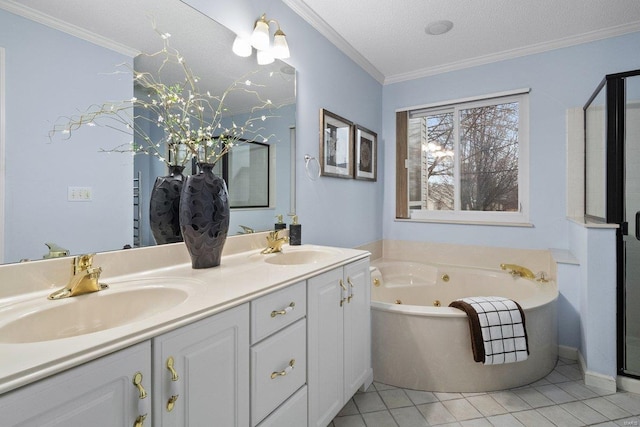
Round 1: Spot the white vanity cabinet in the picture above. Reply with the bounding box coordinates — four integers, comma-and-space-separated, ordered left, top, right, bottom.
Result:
307, 258, 372, 427
0, 247, 371, 427
0, 341, 152, 427
152, 303, 250, 426
250, 281, 307, 426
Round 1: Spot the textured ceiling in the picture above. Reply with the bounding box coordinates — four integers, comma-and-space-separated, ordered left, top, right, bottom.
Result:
284, 0, 640, 83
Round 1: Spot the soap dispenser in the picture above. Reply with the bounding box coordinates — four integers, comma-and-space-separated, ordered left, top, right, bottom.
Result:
288, 214, 302, 246
274, 214, 286, 231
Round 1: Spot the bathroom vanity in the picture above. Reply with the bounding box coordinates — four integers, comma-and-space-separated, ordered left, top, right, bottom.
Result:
0, 236, 372, 426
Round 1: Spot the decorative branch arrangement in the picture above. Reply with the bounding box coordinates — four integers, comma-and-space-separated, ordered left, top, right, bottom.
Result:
50, 27, 278, 167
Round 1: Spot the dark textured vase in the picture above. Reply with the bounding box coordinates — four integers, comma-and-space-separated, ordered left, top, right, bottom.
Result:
149, 165, 185, 245
179, 163, 230, 269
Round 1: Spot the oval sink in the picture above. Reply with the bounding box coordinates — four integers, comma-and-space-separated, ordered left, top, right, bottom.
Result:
0, 285, 189, 343
263, 249, 336, 265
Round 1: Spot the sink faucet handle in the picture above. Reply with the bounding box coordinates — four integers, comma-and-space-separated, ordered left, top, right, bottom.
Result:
73, 253, 96, 275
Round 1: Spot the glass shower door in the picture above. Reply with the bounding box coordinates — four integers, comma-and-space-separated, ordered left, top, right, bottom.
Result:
624, 74, 640, 377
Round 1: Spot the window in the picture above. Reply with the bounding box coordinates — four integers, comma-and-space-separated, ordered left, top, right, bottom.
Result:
397, 90, 529, 224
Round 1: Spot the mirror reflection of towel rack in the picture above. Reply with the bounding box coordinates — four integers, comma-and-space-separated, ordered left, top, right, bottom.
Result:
304, 155, 320, 181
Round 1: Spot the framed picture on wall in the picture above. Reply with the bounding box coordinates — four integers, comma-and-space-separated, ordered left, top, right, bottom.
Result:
354, 125, 377, 181
320, 109, 353, 178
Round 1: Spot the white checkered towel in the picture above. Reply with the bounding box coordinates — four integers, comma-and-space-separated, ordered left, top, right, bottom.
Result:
449, 296, 529, 365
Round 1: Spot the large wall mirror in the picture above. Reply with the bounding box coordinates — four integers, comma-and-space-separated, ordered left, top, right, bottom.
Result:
0, 0, 296, 264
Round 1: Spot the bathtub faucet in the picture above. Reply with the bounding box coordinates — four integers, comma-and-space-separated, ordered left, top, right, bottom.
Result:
500, 263, 535, 279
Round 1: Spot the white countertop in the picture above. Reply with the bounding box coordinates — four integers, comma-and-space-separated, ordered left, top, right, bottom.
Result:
0, 243, 369, 394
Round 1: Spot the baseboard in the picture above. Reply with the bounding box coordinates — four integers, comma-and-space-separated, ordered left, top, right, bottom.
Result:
360, 368, 374, 392
617, 375, 640, 394
558, 346, 637, 393
558, 345, 578, 360
577, 351, 617, 392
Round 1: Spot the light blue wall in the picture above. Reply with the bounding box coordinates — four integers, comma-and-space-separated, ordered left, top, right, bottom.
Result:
186, 0, 384, 248
382, 32, 640, 250
382, 32, 640, 379
1, 9, 133, 262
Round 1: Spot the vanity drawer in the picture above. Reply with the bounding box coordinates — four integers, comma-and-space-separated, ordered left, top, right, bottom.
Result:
251, 318, 306, 426
257, 385, 307, 427
251, 281, 306, 343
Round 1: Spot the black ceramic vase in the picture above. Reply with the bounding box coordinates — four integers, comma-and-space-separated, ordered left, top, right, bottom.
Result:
179, 163, 230, 269
149, 165, 185, 245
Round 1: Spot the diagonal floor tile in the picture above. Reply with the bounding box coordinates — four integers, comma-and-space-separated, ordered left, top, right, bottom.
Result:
390, 406, 429, 427
560, 401, 609, 425
466, 394, 508, 417
379, 389, 414, 409
354, 391, 387, 413
536, 405, 584, 426
416, 401, 457, 425
441, 398, 483, 421
362, 410, 400, 427
584, 396, 632, 420
490, 390, 532, 412
511, 409, 555, 427
534, 383, 578, 404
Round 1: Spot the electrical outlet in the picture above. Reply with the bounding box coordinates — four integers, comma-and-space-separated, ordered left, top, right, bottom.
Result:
68, 186, 93, 201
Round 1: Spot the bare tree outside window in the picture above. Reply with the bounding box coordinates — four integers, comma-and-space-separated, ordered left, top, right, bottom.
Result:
407, 101, 520, 213
460, 103, 519, 211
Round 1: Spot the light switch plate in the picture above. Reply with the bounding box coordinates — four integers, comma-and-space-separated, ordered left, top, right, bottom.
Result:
68, 186, 92, 201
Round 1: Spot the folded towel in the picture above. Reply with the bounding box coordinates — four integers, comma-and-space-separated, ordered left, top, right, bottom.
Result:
449, 296, 529, 365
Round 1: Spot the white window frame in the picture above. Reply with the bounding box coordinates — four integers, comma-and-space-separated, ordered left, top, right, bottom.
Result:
402, 89, 530, 226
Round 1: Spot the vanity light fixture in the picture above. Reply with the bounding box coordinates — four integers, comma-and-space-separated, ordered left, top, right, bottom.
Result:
232, 13, 290, 64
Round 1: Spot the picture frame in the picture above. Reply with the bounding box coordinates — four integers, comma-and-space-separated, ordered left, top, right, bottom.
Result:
354, 125, 377, 181
320, 109, 353, 178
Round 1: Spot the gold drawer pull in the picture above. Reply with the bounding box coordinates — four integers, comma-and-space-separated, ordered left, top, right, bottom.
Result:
132, 372, 148, 427
270, 359, 295, 379
271, 302, 295, 317
166, 356, 180, 412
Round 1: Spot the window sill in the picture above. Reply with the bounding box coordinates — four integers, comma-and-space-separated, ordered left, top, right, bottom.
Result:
394, 217, 534, 228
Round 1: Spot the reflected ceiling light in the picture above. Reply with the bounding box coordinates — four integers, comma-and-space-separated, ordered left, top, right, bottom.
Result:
232, 36, 252, 57
257, 49, 274, 65
233, 13, 290, 62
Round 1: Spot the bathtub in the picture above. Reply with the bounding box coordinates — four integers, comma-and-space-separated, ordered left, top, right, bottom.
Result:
371, 259, 558, 392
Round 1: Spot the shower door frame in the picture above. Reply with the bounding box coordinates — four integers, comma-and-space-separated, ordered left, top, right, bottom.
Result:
585, 69, 640, 380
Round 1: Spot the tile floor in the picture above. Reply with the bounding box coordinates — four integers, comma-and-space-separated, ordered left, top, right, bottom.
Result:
329, 358, 640, 427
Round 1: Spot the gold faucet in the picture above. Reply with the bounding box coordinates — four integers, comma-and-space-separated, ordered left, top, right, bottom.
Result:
48, 254, 108, 300
261, 230, 288, 254
500, 263, 535, 279
238, 225, 255, 234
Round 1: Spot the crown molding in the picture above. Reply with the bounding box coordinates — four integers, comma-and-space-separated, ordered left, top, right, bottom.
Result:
0, 0, 139, 57
385, 21, 640, 85
282, 0, 384, 84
